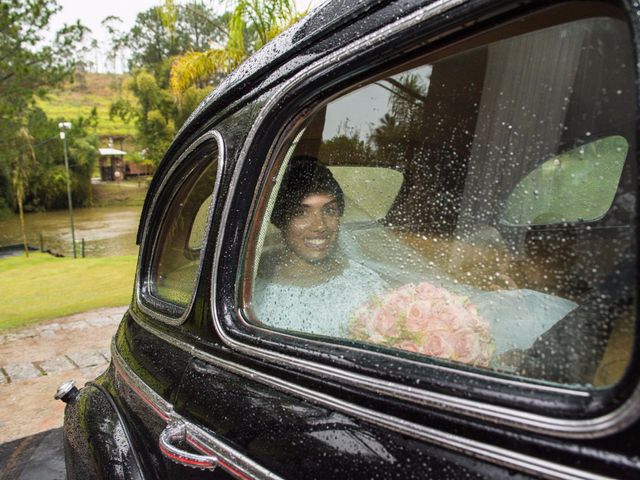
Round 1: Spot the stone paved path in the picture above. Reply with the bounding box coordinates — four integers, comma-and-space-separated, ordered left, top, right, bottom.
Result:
0, 306, 127, 444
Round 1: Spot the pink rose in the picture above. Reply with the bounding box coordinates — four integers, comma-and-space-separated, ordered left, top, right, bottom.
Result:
383, 291, 413, 314
397, 340, 420, 353
426, 311, 465, 334
451, 329, 484, 365
420, 332, 453, 359
372, 308, 400, 339
405, 301, 434, 330
415, 282, 439, 298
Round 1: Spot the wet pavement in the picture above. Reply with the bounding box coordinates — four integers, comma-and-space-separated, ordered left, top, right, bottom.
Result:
0, 306, 126, 479
0, 429, 64, 480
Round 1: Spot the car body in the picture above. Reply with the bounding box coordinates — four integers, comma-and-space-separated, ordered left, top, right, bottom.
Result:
60, 0, 640, 478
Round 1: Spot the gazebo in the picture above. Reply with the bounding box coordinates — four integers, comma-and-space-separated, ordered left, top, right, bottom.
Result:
98, 147, 127, 181
98, 147, 153, 181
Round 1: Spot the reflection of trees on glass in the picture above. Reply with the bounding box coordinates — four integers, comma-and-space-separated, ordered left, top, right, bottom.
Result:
371, 73, 429, 168
319, 122, 373, 166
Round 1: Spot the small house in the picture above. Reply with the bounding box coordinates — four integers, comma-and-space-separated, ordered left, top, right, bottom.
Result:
98, 147, 153, 181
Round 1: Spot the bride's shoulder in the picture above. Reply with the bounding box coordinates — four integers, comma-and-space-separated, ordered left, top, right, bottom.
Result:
343, 260, 387, 287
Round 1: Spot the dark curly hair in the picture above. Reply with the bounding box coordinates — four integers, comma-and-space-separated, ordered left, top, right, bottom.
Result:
270, 156, 345, 230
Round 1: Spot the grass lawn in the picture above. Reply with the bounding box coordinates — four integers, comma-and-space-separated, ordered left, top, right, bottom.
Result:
0, 253, 137, 331
92, 180, 150, 207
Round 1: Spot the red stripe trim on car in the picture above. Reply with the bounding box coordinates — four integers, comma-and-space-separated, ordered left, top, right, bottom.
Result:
159, 444, 215, 468
114, 360, 254, 479
114, 363, 170, 421
187, 435, 252, 480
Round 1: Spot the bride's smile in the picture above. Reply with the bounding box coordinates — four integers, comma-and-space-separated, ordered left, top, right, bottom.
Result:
284, 193, 341, 264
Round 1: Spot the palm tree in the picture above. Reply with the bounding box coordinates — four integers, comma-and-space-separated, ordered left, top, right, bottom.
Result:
11, 128, 36, 257
169, 0, 305, 99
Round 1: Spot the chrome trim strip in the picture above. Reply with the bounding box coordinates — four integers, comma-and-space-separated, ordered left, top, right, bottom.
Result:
111, 336, 284, 480
211, 0, 640, 439
136, 130, 226, 326
128, 317, 615, 480
183, 418, 284, 480
221, 312, 640, 438
159, 421, 218, 470
111, 337, 173, 419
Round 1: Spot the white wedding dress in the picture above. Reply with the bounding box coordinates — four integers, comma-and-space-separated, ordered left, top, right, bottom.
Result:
252, 229, 578, 355
253, 260, 387, 337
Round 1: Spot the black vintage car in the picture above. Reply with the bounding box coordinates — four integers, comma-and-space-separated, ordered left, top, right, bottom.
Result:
58, 0, 640, 478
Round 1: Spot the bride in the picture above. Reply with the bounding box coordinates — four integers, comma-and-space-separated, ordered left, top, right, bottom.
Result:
252, 157, 578, 373
253, 157, 387, 337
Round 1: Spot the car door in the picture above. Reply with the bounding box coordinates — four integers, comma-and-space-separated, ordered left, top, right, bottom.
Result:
109, 131, 225, 478
164, 1, 639, 478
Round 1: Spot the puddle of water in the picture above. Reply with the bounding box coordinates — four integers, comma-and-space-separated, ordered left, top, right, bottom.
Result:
0, 206, 142, 257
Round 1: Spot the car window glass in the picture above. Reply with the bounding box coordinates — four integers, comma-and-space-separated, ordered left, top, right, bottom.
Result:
330, 166, 403, 222
189, 196, 213, 249
245, 15, 636, 388
502, 136, 628, 225
151, 148, 217, 307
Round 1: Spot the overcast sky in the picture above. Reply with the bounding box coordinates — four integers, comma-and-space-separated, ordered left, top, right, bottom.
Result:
47, 0, 326, 72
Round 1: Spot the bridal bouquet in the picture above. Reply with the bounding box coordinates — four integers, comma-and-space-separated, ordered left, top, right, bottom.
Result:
349, 282, 495, 367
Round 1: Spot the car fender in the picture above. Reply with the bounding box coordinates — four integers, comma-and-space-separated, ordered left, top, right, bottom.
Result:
62, 380, 146, 480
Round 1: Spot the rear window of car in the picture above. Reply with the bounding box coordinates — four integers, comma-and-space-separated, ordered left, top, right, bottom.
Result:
143, 136, 220, 312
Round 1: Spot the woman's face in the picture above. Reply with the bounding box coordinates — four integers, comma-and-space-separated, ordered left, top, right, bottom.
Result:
284, 193, 341, 264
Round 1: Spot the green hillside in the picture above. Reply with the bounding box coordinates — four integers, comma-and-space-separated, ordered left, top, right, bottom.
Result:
37, 72, 137, 139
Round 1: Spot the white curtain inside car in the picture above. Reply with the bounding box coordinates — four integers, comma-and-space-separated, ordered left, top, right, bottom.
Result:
453, 21, 591, 247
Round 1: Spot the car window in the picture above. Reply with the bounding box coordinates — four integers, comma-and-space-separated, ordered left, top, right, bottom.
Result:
245, 14, 636, 388
149, 145, 218, 308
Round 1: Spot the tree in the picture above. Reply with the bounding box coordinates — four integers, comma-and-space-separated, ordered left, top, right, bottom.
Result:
319, 123, 373, 166
169, 0, 305, 98
101, 16, 128, 73
371, 74, 428, 166
180, 1, 229, 52
0, 0, 86, 124
10, 128, 37, 256
110, 71, 176, 165
107, 2, 234, 149
104, 2, 227, 87
0, 0, 87, 215
22, 108, 98, 211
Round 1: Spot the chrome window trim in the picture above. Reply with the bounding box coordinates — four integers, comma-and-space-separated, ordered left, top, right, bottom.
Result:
212, 0, 640, 438
111, 336, 283, 480
136, 130, 225, 326
127, 315, 615, 480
